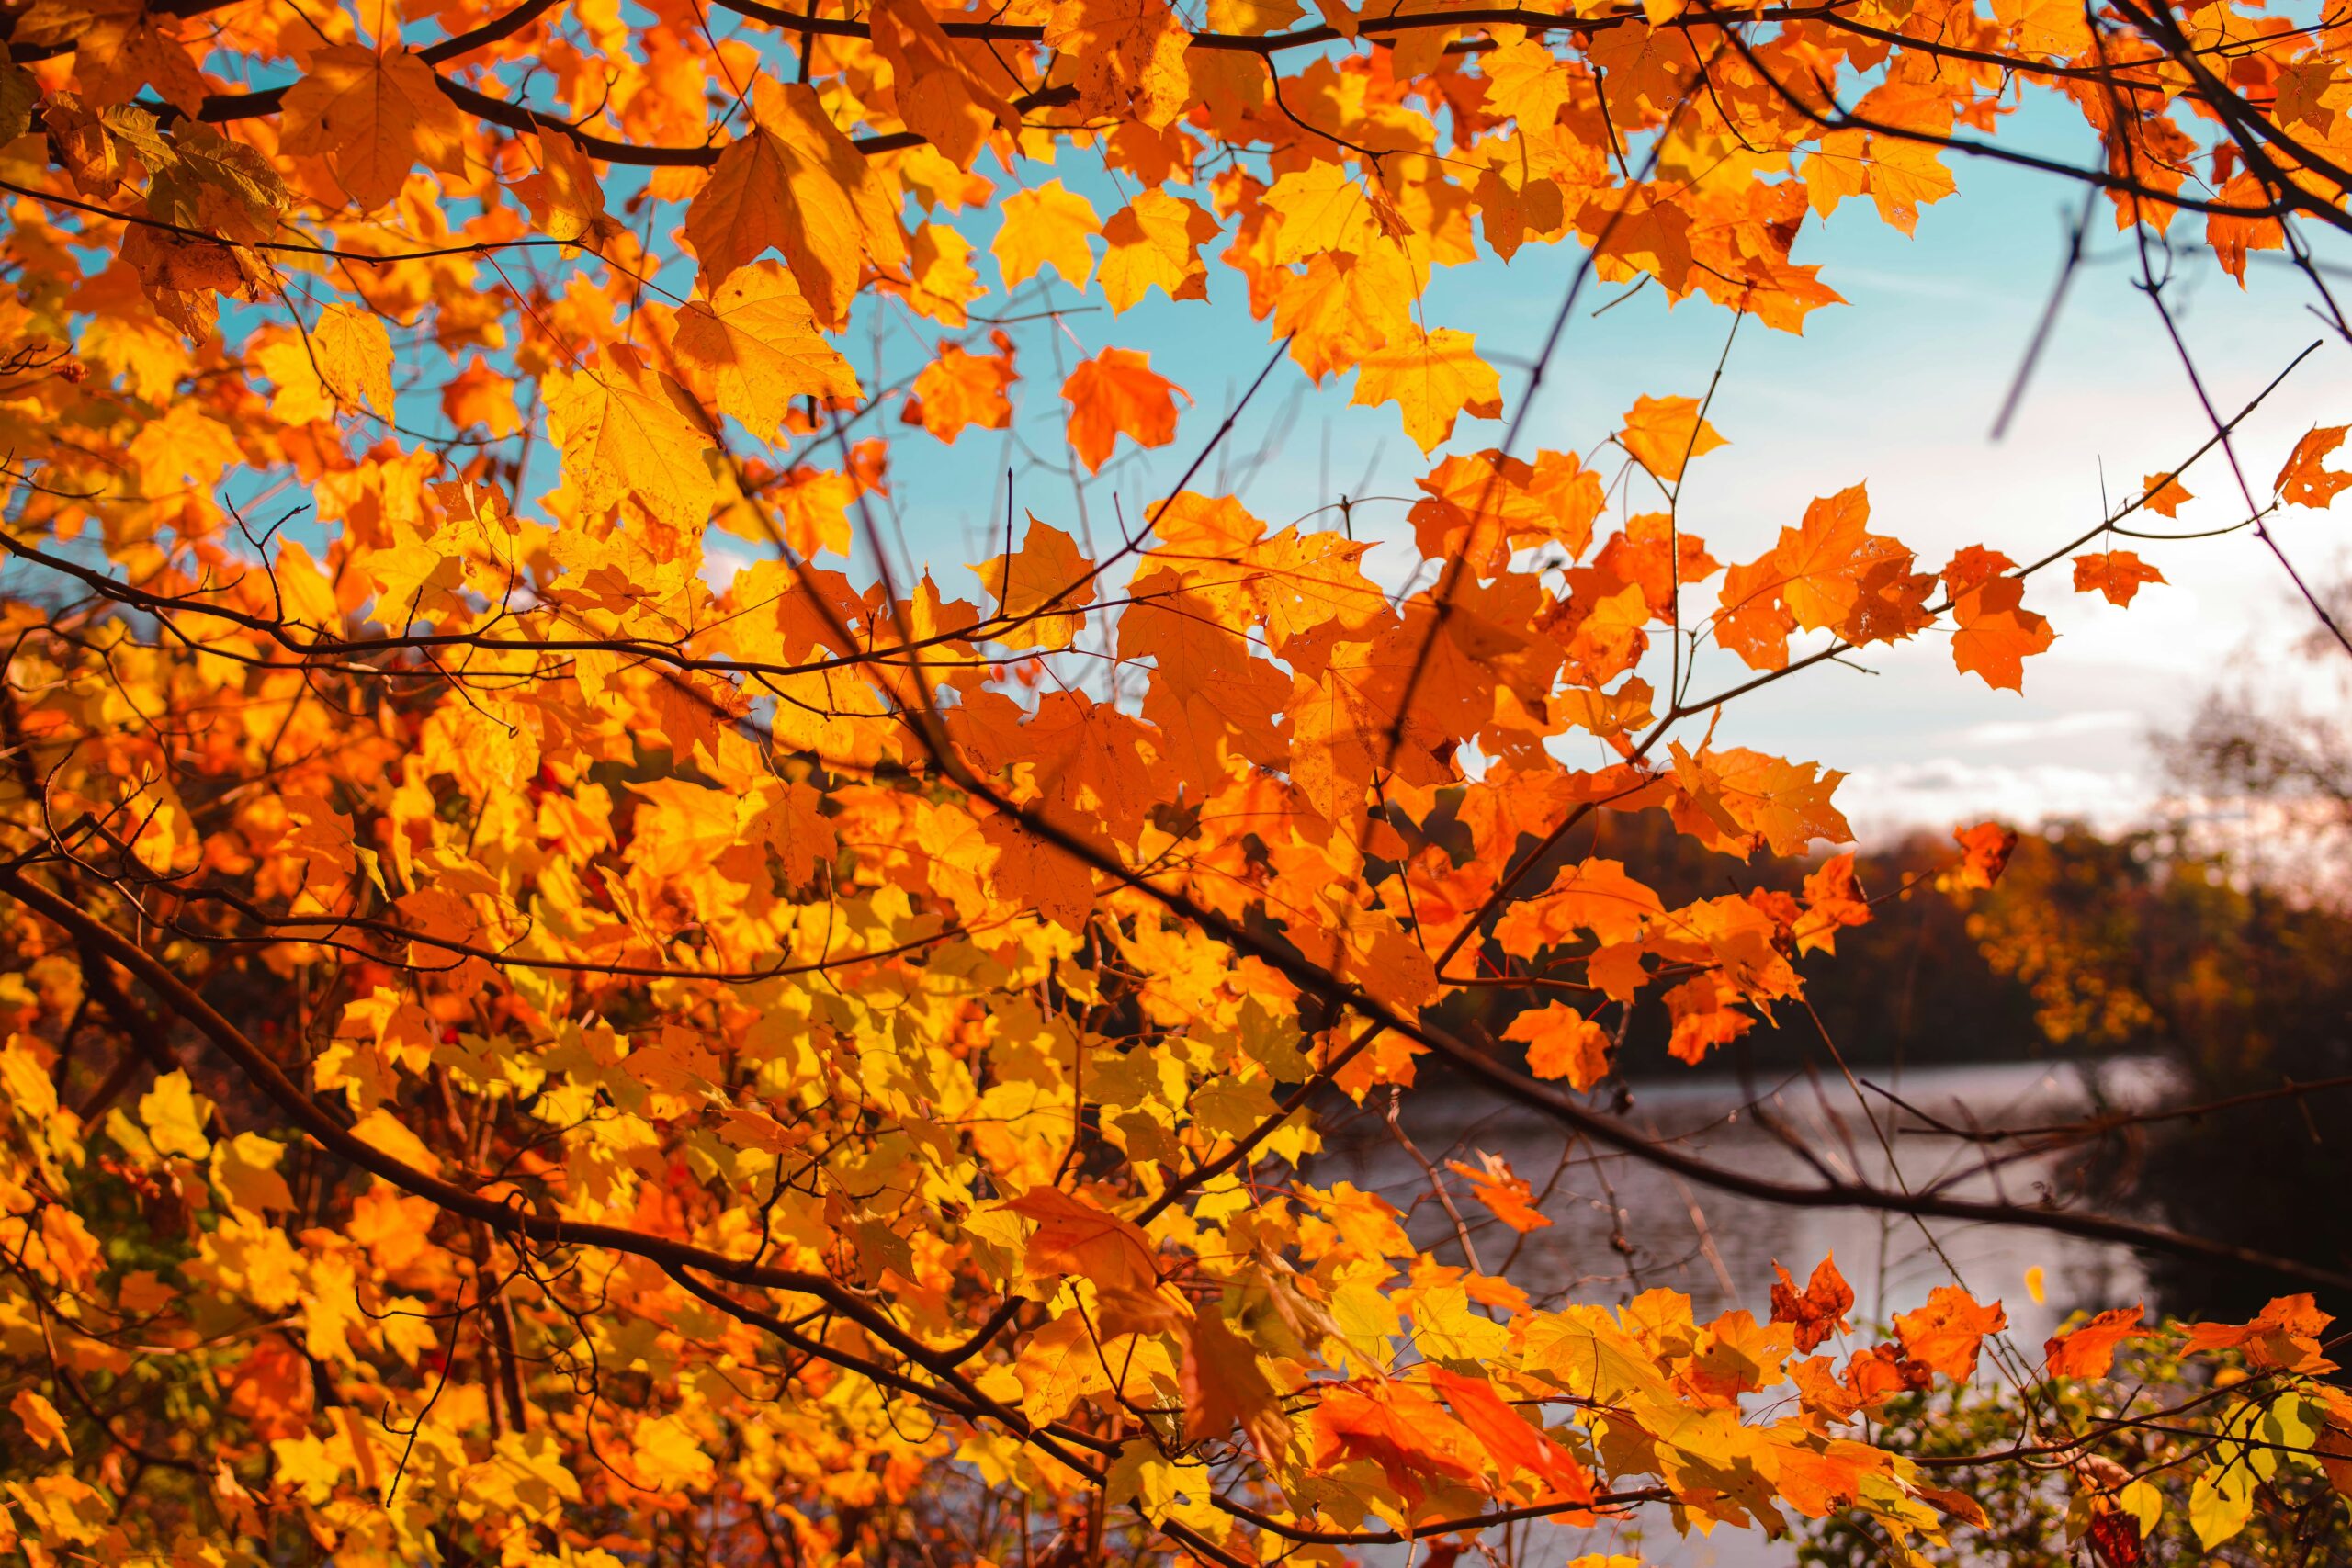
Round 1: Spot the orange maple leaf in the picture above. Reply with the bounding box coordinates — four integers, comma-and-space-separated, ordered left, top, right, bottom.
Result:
1770, 1254, 1856, 1352
1493, 856, 1665, 954
2140, 470, 2193, 517
1001, 1185, 1161, 1297
1796, 853, 1871, 955
1308, 1382, 1485, 1507
1894, 1285, 2007, 1381
1426, 1366, 1593, 1501
2276, 424, 2352, 508
1618, 393, 1726, 485
1947, 565, 2053, 692
1409, 448, 1603, 574
1946, 821, 2018, 891
1503, 1003, 1612, 1089
1445, 1151, 1552, 1233
1182, 1309, 1290, 1461
2071, 550, 2165, 607
871, 0, 1018, 170
1061, 346, 1187, 472
2185, 1293, 2336, 1373
909, 343, 1018, 444
2043, 1304, 2143, 1380
1351, 325, 1503, 454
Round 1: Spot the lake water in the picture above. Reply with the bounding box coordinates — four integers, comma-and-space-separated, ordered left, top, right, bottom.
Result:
1303, 1056, 2169, 1566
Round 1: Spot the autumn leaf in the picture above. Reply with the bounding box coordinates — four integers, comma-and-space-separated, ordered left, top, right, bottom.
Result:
2072, 550, 2165, 607
140, 1067, 213, 1160
684, 76, 905, 326
1494, 857, 1666, 955
544, 345, 718, 529
1445, 1150, 1552, 1233
1001, 1185, 1160, 1296
11, 1388, 68, 1453
1426, 1366, 1591, 1499
2276, 424, 2352, 508
1272, 247, 1412, 380
970, 515, 1095, 651
900, 220, 985, 326
279, 46, 465, 210
1668, 743, 1851, 858
1060, 347, 1187, 472
1098, 189, 1221, 312
673, 261, 862, 439
1410, 448, 1603, 573
1948, 567, 2054, 692
1117, 567, 1287, 779
1504, 1003, 1612, 1089
1796, 853, 1870, 955
1307, 1382, 1485, 1508
1945, 820, 2019, 890
1263, 161, 1390, 264
2044, 1304, 2143, 1379
1770, 1255, 1855, 1352
993, 179, 1102, 289
514, 130, 617, 245
2184, 1293, 2335, 1373
1618, 394, 1726, 484
872, 0, 1017, 169
1894, 1286, 2007, 1381
1182, 1309, 1289, 1461
2140, 470, 2192, 517
631, 1415, 717, 1490
1351, 325, 1503, 454
909, 342, 1017, 443
1045, 0, 1191, 127
309, 304, 394, 418
1716, 484, 1933, 669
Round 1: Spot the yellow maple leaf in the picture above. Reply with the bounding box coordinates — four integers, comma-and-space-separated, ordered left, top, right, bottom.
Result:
993, 178, 1101, 290
900, 220, 985, 327
311, 303, 393, 417
545, 345, 718, 529
970, 516, 1095, 651
1098, 188, 1221, 312
1044, 0, 1190, 128
1350, 325, 1502, 454
11, 1388, 67, 1453
514, 129, 616, 244
139, 1068, 212, 1160
673, 260, 861, 439
631, 1415, 718, 1490
1263, 162, 1388, 265
1270, 246, 1413, 380
1619, 393, 1726, 484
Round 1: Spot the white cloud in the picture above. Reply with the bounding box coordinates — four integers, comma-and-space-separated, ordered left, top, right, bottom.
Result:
1838, 757, 2154, 842
1954, 709, 2140, 748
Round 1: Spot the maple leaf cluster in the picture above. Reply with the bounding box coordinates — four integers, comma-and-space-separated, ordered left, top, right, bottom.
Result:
0, 0, 2350, 1560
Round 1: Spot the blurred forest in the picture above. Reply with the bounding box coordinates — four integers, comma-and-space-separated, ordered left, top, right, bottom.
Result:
1434, 611, 2352, 1325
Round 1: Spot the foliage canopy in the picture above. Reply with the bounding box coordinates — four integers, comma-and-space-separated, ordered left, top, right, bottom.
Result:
3, 0, 2352, 1562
